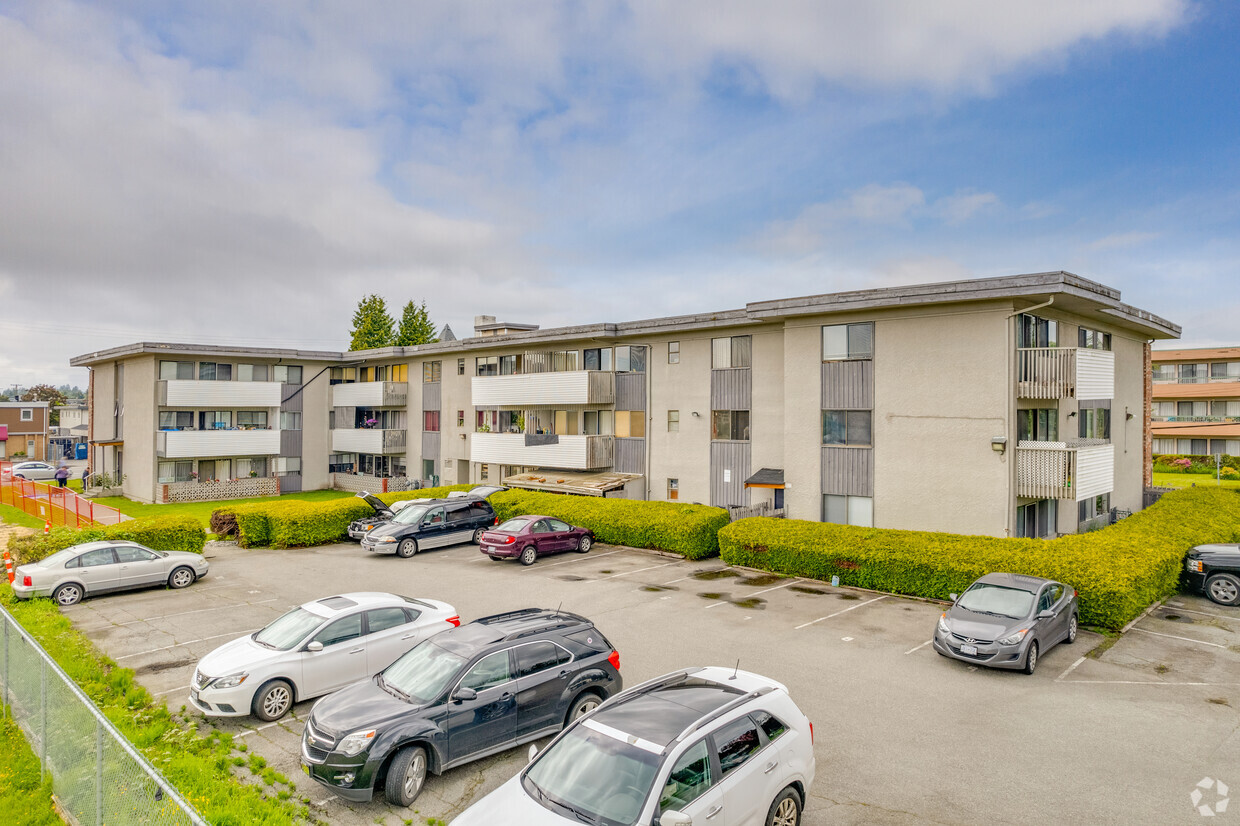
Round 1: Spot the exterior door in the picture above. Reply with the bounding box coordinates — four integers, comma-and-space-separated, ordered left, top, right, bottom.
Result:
658, 739, 722, 824
529, 519, 557, 553
300, 613, 367, 697
545, 518, 577, 553
417, 506, 449, 548
1041, 583, 1069, 642
363, 607, 422, 673
70, 548, 121, 594
447, 650, 517, 763
113, 545, 166, 588
443, 505, 475, 546
514, 641, 572, 738
713, 714, 768, 826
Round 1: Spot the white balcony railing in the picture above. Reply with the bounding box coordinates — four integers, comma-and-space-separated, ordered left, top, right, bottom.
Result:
331, 428, 407, 455
471, 371, 615, 407
1015, 348, 1114, 400
470, 433, 614, 470
159, 380, 282, 407
331, 382, 408, 408
1016, 441, 1114, 500
156, 429, 281, 459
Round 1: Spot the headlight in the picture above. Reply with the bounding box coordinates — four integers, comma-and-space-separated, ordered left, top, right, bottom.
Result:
998, 629, 1029, 646
337, 729, 377, 757
212, 672, 248, 689
379, 537, 397, 543
937, 615, 951, 636
1186, 559, 1203, 573
365, 525, 374, 531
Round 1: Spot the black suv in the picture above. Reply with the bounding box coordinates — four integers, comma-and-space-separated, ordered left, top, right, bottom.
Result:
1185, 543, 1240, 606
347, 492, 424, 540
301, 608, 623, 805
360, 496, 497, 557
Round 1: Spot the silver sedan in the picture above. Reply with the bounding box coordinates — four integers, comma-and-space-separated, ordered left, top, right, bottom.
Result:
10, 461, 58, 480
12, 540, 209, 606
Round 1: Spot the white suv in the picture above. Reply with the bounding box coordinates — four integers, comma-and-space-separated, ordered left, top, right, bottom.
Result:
454, 667, 815, 826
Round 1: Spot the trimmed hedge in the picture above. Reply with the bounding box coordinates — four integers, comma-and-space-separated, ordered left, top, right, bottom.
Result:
489, 490, 729, 560
718, 487, 1240, 630
8, 516, 207, 564
211, 486, 474, 548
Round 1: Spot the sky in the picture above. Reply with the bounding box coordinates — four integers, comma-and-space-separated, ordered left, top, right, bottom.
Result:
1, 0, 1238, 389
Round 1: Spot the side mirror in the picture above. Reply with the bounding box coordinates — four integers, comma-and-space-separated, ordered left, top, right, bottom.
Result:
306, 641, 324, 653
948, 593, 958, 602
1037, 609, 1054, 620
659, 812, 693, 826
453, 687, 478, 703
528, 743, 538, 762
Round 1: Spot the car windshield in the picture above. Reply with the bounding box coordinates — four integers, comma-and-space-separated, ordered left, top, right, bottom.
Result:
523, 723, 661, 826
391, 505, 430, 525
253, 607, 326, 650
497, 518, 531, 533
382, 640, 467, 703
957, 583, 1036, 619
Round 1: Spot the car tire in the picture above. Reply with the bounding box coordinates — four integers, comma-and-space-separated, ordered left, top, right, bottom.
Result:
519, 546, 537, 566
566, 691, 603, 725
396, 539, 418, 559
252, 679, 294, 721
1065, 613, 1078, 644
53, 583, 83, 607
384, 744, 428, 807
1205, 573, 1240, 607
577, 535, 592, 553
766, 787, 802, 826
168, 566, 196, 589
1023, 640, 1039, 675
473, 527, 486, 544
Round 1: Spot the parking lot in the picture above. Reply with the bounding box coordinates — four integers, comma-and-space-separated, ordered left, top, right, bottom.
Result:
64, 539, 1240, 825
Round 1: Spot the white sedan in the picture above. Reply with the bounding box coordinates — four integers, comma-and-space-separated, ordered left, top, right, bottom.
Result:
10, 461, 58, 480
191, 593, 459, 721
12, 540, 209, 606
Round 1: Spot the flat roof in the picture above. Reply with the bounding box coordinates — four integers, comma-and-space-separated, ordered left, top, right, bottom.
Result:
1152, 382, 1240, 400
0, 401, 49, 408
1152, 347, 1240, 362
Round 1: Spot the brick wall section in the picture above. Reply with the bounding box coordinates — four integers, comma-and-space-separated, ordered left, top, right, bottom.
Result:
1143, 341, 1153, 489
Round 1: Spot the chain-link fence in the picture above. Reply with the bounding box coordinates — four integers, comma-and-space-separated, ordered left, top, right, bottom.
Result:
1, 604, 208, 825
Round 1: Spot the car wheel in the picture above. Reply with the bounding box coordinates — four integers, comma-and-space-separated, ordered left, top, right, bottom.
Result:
766, 787, 802, 826
1205, 573, 1240, 607
13, 473, 26, 479
566, 692, 602, 725
168, 566, 196, 589
396, 539, 418, 559
252, 679, 294, 721
473, 527, 486, 544
53, 583, 83, 607
384, 745, 428, 807
1065, 613, 1078, 644
1023, 640, 1039, 675
519, 546, 537, 566
577, 535, 592, 553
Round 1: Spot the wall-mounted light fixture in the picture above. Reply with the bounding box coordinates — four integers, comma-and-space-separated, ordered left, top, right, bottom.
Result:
991, 437, 1008, 454
1067, 411, 1077, 418
691, 411, 701, 417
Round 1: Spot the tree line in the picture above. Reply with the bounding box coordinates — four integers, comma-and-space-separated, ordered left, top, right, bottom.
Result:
350, 295, 439, 351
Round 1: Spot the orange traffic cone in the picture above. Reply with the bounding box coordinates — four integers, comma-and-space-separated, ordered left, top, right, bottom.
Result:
3, 550, 14, 584
44, 521, 50, 535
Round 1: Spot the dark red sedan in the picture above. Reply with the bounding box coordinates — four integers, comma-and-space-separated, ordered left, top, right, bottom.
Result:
479, 516, 594, 565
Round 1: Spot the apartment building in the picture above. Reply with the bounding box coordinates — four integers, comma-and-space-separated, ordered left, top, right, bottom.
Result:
0, 401, 50, 461
1150, 346, 1240, 457
70, 271, 1178, 537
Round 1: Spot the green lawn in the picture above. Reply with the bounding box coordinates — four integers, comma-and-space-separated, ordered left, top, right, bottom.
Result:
1152, 471, 1240, 490
91, 489, 354, 531
0, 708, 61, 826
0, 502, 46, 531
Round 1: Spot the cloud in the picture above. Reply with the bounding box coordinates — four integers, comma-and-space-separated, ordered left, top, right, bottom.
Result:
932, 190, 1001, 225
1087, 231, 1160, 250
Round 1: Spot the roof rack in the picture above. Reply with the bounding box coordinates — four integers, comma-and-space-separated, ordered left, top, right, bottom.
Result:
593, 668, 705, 714
673, 685, 776, 744
475, 608, 544, 625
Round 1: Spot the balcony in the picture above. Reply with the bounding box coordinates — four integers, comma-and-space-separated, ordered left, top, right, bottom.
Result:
1016, 348, 1114, 400
332, 382, 408, 408
1016, 440, 1114, 500
156, 429, 281, 459
158, 380, 282, 407
472, 371, 614, 407
470, 433, 614, 470
331, 428, 407, 455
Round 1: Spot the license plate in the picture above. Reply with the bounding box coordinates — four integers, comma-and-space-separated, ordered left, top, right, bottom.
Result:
960, 644, 978, 656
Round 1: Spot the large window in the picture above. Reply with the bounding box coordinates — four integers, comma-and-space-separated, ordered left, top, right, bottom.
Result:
822, 323, 873, 361
711, 336, 751, 369
1017, 314, 1058, 348
157, 461, 193, 483
583, 348, 613, 371
423, 411, 440, 432
272, 365, 302, 384
236, 411, 268, 428
198, 362, 232, 381
1078, 493, 1110, 525
1078, 407, 1110, 440
1178, 401, 1208, 418
1151, 363, 1176, 382
668, 341, 680, 364
1178, 363, 1208, 383
158, 411, 194, 430
424, 361, 442, 383
498, 355, 519, 375
199, 411, 231, 430
237, 364, 268, 381
1211, 362, 1240, 380
1211, 400, 1240, 418
823, 494, 873, 527
1017, 499, 1057, 539
711, 410, 750, 441
615, 346, 646, 373
329, 367, 355, 385
476, 356, 498, 376
822, 410, 871, 446
550, 350, 579, 372
583, 410, 614, 435
159, 360, 193, 380
1078, 328, 1111, 350
280, 411, 301, 430
615, 411, 645, 438
1017, 409, 1058, 442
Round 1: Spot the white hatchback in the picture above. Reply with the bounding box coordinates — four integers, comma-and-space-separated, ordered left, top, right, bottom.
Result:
190, 593, 459, 721
454, 667, 815, 826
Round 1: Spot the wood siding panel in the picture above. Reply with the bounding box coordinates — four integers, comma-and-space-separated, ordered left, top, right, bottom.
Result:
711, 369, 751, 410
422, 381, 441, 411
821, 447, 874, 496
157, 430, 281, 459
615, 373, 647, 411
162, 380, 282, 407
710, 441, 751, 508
469, 433, 613, 469
280, 473, 302, 493
614, 437, 645, 474
1074, 444, 1114, 500
821, 361, 873, 409
280, 384, 303, 412
280, 429, 302, 457
421, 431, 441, 460
471, 372, 612, 407
1076, 350, 1115, 401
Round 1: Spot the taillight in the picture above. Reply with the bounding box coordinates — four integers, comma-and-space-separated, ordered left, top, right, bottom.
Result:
809, 722, 813, 744
493, 516, 499, 525
503, 536, 515, 545
607, 650, 620, 671
22, 576, 32, 587
446, 616, 461, 627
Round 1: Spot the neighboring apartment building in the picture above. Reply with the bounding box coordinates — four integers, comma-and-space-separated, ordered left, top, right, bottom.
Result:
0, 401, 50, 461
55, 402, 88, 430
70, 271, 1179, 538
1150, 346, 1240, 457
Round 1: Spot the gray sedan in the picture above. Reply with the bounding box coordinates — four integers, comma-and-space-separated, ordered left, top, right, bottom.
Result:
11, 540, 209, 606
10, 461, 58, 480
932, 572, 1078, 674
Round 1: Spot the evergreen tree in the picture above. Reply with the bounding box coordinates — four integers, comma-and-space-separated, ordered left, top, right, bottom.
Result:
394, 299, 438, 346
349, 294, 396, 350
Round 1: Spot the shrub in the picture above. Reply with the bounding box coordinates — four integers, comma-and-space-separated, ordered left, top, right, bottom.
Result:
489, 490, 729, 559
8, 516, 207, 564
718, 487, 1240, 630
212, 486, 474, 548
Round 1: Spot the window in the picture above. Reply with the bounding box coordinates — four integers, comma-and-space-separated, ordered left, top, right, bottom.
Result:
1178, 401, 1208, 418
459, 650, 511, 692
711, 410, 750, 441
272, 365, 302, 384
1211, 362, 1240, 380
668, 479, 679, 501
422, 507, 445, 525
1179, 363, 1208, 383
237, 364, 268, 381
236, 411, 267, 428
76, 548, 117, 568
313, 614, 363, 647
457, 410, 465, 427
476, 356, 498, 376
424, 411, 440, 432
1151, 363, 1176, 382
159, 360, 193, 380
668, 410, 679, 432
822, 410, 871, 446
551, 351, 580, 372
199, 411, 231, 430
713, 716, 761, 776
615, 411, 645, 438
711, 336, 752, 369
548, 518, 570, 532
583, 410, 614, 435
660, 740, 713, 813
480, 464, 489, 481
1177, 438, 1209, 454
365, 607, 408, 635
19, 408, 33, 421
158, 411, 194, 430
1017, 499, 1058, 539
822, 323, 874, 361
515, 642, 570, 678
498, 354, 519, 375
615, 345, 646, 373
1017, 409, 1058, 442
198, 362, 232, 381
823, 494, 874, 527
1078, 493, 1110, 525
668, 341, 680, 364
280, 411, 301, 430
457, 358, 465, 375
1078, 328, 1112, 350
329, 367, 355, 384
424, 361, 442, 383
1017, 314, 1058, 348
1078, 407, 1110, 440
115, 546, 158, 563
753, 710, 786, 741
583, 348, 613, 371
157, 461, 193, 483
1211, 401, 1240, 417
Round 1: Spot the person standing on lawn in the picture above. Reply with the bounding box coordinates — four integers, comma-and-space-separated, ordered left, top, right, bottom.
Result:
54, 464, 70, 488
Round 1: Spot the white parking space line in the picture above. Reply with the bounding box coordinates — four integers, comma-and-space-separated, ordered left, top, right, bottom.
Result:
154, 685, 190, 697
904, 640, 933, 655
1059, 680, 1240, 686
590, 562, 682, 582
115, 629, 260, 660
1156, 605, 1238, 621
1054, 655, 1088, 682
704, 579, 800, 608
795, 596, 886, 630
234, 721, 284, 738
532, 550, 628, 569
1128, 626, 1227, 649
117, 598, 279, 625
